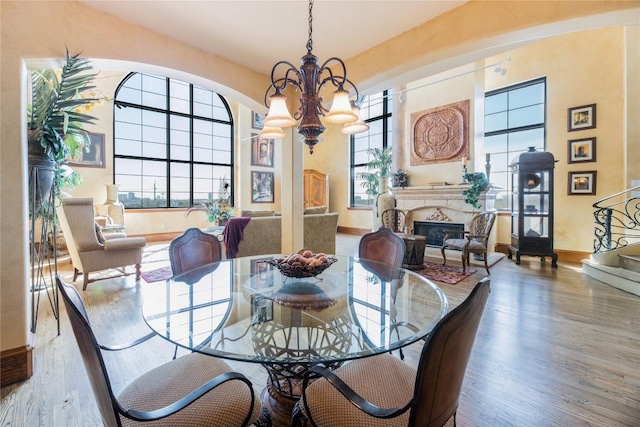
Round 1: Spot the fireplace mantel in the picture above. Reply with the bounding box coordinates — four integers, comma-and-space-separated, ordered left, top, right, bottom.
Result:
391, 185, 501, 252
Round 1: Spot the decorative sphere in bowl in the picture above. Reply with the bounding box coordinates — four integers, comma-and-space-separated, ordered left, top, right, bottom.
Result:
267, 250, 337, 278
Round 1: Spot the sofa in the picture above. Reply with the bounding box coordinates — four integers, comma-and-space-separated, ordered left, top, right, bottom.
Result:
226, 210, 339, 258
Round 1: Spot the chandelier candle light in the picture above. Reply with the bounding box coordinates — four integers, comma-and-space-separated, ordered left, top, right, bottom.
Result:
260, 0, 369, 154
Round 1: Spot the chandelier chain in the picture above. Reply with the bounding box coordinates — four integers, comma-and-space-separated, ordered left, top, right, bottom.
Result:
306, 0, 314, 54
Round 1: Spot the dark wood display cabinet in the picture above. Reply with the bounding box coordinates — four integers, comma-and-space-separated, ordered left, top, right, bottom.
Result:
508, 147, 558, 267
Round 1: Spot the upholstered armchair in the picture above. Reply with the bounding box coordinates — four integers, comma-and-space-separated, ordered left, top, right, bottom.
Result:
57, 197, 146, 290
441, 211, 497, 275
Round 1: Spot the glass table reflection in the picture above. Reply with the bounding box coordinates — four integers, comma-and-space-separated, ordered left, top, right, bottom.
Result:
142, 255, 448, 425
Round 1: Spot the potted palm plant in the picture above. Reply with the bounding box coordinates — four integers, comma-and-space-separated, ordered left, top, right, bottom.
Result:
28, 48, 99, 217
358, 147, 393, 198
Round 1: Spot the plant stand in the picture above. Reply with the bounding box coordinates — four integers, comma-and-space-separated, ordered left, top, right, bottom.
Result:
29, 165, 60, 335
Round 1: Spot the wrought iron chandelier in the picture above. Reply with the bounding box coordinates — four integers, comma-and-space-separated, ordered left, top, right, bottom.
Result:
260, 0, 369, 154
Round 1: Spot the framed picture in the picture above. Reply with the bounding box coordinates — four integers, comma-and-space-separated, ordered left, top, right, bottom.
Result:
568, 137, 596, 163
252, 111, 265, 130
251, 258, 275, 289
568, 171, 597, 195
67, 132, 105, 168
251, 134, 274, 167
251, 171, 274, 203
251, 296, 273, 322
567, 104, 596, 132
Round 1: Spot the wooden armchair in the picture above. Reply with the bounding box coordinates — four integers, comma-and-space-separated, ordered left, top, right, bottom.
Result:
57, 197, 147, 290
293, 278, 491, 427
441, 211, 497, 275
381, 208, 409, 234
56, 275, 264, 427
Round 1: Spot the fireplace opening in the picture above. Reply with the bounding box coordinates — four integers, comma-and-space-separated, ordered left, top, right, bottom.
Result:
414, 221, 465, 247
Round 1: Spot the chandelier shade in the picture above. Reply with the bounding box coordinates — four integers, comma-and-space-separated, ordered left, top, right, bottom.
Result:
262, 0, 368, 154
341, 102, 370, 135
258, 126, 286, 139
263, 92, 296, 128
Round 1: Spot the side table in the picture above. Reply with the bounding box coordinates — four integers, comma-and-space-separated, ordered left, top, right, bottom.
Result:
399, 234, 426, 270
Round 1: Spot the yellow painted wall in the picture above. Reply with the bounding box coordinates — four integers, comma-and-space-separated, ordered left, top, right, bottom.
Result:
486, 27, 628, 253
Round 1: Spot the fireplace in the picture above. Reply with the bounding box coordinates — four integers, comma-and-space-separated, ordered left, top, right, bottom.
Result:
414, 221, 464, 247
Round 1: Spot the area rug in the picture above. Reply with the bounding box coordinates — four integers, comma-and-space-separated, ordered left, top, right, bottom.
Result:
140, 266, 173, 283
415, 261, 476, 285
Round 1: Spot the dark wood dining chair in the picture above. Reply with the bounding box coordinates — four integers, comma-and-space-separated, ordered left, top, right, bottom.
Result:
359, 226, 407, 359
168, 227, 223, 357
358, 227, 406, 282
292, 278, 490, 427
55, 275, 264, 427
169, 227, 223, 279
441, 211, 497, 275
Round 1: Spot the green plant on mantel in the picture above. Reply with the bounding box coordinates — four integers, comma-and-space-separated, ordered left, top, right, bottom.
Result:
357, 147, 393, 197
462, 172, 490, 209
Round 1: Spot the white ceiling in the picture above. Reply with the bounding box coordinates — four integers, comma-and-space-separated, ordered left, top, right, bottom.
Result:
81, 0, 469, 75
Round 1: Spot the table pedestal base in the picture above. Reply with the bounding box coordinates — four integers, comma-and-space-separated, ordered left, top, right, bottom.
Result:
260, 384, 298, 427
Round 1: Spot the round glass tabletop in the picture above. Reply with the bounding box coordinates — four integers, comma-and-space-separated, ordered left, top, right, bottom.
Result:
142, 255, 448, 365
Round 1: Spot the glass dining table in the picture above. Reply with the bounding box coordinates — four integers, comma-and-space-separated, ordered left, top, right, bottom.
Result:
142, 254, 448, 426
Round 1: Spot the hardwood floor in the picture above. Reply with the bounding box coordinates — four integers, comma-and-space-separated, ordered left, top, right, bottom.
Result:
2, 234, 640, 426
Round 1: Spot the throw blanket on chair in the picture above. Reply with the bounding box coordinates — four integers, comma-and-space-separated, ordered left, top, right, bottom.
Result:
222, 217, 251, 258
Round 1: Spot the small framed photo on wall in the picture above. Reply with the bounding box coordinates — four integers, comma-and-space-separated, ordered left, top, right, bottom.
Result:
251, 171, 274, 203
251, 134, 274, 167
252, 111, 265, 130
568, 171, 597, 195
568, 137, 596, 163
567, 103, 596, 132
67, 132, 105, 168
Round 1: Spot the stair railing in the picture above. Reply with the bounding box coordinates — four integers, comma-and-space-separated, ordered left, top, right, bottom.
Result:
593, 185, 640, 252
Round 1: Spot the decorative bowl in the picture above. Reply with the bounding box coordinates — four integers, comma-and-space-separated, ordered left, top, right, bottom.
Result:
267, 256, 337, 278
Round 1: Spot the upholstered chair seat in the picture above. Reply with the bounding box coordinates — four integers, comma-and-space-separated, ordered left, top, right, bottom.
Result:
117, 352, 263, 427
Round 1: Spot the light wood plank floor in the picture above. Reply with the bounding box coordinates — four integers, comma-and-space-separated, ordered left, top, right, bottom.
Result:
2, 234, 640, 426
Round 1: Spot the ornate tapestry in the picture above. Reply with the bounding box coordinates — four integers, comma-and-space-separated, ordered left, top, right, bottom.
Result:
410, 100, 469, 165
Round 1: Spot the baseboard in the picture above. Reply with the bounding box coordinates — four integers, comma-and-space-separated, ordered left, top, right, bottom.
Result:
495, 243, 588, 263
1, 344, 33, 387
337, 226, 369, 235
133, 232, 182, 242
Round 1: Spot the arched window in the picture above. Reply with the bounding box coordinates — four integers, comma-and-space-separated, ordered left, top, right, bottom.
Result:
113, 73, 234, 209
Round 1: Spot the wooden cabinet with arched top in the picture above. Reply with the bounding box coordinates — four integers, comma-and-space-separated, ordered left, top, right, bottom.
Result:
304, 169, 329, 209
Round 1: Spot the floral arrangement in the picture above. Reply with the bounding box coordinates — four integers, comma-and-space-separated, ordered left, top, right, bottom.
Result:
390, 169, 409, 188
186, 178, 235, 225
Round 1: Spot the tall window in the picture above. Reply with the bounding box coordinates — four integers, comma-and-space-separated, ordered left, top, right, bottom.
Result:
484, 78, 546, 210
113, 73, 234, 209
350, 91, 393, 207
